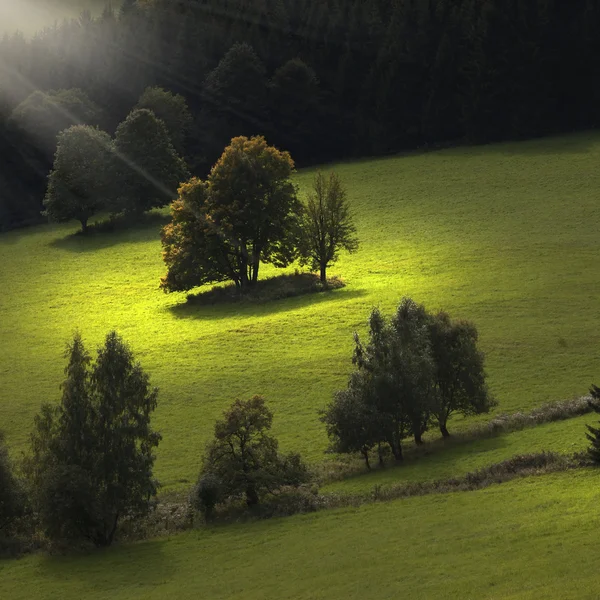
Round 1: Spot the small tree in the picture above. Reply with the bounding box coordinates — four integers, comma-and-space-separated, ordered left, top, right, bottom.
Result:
299, 172, 359, 283
25, 331, 161, 547
43, 125, 113, 232
428, 312, 496, 437
112, 108, 188, 215
586, 384, 600, 464
200, 396, 308, 507
161, 136, 302, 292
135, 86, 192, 154
321, 373, 381, 469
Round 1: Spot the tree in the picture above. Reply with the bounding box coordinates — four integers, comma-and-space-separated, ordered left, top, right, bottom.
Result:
299, 171, 359, 283
112, 109, 188, 215
43, 125, 113, 232
586, 384, 600, 464
428, 311, 496, 437
161, 136, 302, 292
25, 331, 161, 547
321, 372, 382, 470
351, 300, 435, 459
204, 42, 267, 129
135, 86, 192, 154
8, 89, 103, 158
200, 396, 308, 507
0, 432, 25, 542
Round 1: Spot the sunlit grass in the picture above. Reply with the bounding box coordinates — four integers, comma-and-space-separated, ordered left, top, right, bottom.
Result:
1, 132, 600, 492
2, 470, 600, 599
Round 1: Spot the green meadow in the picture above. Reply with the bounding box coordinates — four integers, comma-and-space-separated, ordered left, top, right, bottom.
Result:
2, 132, 600, 492
2, 470, 600, 599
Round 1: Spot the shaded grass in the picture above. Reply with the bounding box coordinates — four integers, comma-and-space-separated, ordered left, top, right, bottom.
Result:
2, 470, 600, 599
1, 132, 600, 491
322, 413, 596, 494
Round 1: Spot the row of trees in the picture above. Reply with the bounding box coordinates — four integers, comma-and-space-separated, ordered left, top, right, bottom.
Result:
3, 0, 600, 230
161, 136, 359, 291
322, 298, 497, 467
42, 87, 191, 231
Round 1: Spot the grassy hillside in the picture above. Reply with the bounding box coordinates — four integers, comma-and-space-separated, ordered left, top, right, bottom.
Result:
0, 0, 116, 35
2, 470, 600, 599
1, 133, 600, 492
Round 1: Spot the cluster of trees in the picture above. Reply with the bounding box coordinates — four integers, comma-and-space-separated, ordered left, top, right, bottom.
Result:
0, 332, 308, 549
3, 0, 600, 230
42, 87, 190, 231
161, 136, 358, 292
322, 298, 497, 468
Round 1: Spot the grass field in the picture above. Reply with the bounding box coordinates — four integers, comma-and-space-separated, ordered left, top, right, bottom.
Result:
324, 413, 596, 494
2, 470, 600, 599
0, 0, 116, 36
2, 132, 600, 492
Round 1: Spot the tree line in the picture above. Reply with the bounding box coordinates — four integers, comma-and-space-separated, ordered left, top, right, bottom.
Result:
3, 308, 600, 551
2, 0, 600, 230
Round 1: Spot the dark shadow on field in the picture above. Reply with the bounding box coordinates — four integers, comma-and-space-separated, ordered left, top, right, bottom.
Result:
166, 286, 368, 322
48, 212, 170, 253
465, 131, 597, 157
36, 537, 173, 591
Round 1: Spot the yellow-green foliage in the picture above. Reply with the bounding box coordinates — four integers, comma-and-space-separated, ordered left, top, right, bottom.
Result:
1, 133, 600, 492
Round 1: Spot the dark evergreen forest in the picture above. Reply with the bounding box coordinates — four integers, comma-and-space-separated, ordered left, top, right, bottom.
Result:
1, 0, 599, 231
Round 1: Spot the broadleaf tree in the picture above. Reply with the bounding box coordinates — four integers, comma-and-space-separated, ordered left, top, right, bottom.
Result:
428, 312, 496, 437
161, 136, 302, 292
299, 171, 359, 283
43, 125, 113, 232
135, 86, 192, 154
112, 108, 189, 215
200, 396, 308, 507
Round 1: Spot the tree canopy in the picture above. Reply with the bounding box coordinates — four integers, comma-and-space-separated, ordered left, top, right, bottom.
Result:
25, 331, 161, 547
299, 172, 359, 282
324, 298, 494, 465
112, 109, 189, 215
161, 135, 302, 292
200, 396, 308, 507
43, 125, 113, 232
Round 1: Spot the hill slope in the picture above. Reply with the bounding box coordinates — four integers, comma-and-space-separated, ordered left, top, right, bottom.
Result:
1, 133, 599, 490
2, 471, 600, 599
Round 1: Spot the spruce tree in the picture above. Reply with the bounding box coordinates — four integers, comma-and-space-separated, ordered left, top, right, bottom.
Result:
26, 332, 161, 547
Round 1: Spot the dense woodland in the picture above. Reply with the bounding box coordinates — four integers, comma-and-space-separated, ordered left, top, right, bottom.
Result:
1, 0, 600, 230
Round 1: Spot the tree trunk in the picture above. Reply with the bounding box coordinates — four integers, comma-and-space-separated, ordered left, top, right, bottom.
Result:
361, 448, 371, 470
245, 484, 259, 507
80, 217, 89, 233
440, 422, 451, 438
320, 263, 327, 284
413, 431, 424, 445
378, 442, 385, 467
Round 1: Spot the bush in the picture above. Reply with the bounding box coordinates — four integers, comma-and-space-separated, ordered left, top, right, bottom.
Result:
198, 396, 309, 508
192, 474, 223, 521
0, 432, 25, 551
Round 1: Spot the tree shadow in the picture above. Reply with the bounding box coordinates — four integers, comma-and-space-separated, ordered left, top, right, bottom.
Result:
35, 537, 174, 593
48, 212, 171, 253
166, 285, 368, 322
